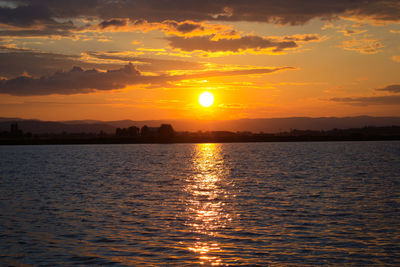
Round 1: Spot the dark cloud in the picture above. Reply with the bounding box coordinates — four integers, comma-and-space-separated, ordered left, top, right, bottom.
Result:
331, 95, 400, 105
0, 4, 79, 36
0, 48, 206, 78
0, 63, 141, 96
376, 84, 400, 93
96, 19, 229, 37
166, 35, 303, 53
0, 29, 68, 37
0, 4, 52, 27
283, 34, 320, 42
331, 84, 400, 106
172, 21, 203, 33
98, 18, 128, 29
0, 50, 117, 78
0, 63, 294, 96
49, 0, 400, 24
0, 0, 398, 36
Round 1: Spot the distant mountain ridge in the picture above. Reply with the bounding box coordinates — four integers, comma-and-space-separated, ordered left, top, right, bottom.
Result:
1, 116, 400, 134
0, 120, 116, 134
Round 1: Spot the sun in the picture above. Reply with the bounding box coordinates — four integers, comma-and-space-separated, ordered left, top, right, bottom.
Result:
199, 91, 214, 107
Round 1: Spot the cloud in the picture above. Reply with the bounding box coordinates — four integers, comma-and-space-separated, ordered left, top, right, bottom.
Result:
98, 18, 128, 29
343, 0, 400, 24
376, 84, 400, 93
0, 49, 120, 78
96, 19, 235, 37
338, 28, 367, 36
283, 34, 321, 42
0, 0, 398, 37
0, 46, 208, 78
0, 4, 52, 27
0, 44, 31, 52
0, 63, 295, 96
33, 0, 400, 24
330, 84, 400, 106
0, 28, 75, 37
0, 63, 141, 95
331, 95, 400, 105
166, 34, 320, 54
0, 4, 80, 37
339, 38, 383, 54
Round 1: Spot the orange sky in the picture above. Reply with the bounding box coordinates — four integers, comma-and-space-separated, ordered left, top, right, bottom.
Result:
0, 0, 399, 121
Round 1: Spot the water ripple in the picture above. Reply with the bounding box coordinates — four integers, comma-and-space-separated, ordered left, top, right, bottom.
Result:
0, 142, 399, 265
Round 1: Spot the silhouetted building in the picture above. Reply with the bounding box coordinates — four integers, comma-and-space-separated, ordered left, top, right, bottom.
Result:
10, 123, 23, 137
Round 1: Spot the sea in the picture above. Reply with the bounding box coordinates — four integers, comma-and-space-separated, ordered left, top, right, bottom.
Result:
0, 141, 399, 266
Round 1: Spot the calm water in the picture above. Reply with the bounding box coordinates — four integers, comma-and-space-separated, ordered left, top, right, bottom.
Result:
0, 142, 400, 266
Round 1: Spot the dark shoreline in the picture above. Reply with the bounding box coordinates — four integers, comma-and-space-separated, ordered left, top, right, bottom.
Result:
1, 135, 400, 145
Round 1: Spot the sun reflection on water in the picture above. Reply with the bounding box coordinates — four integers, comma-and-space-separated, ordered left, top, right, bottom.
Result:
184, 143, 233, 265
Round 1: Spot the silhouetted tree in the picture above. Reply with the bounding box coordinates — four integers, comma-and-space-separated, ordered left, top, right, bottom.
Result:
127, 126, 139, 136
116, 126, 139, 137
158, 124, 174, 138
140, 125, 150, 137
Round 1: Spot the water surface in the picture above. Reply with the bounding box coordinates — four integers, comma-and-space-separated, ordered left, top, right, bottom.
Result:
0, 142, 399, 265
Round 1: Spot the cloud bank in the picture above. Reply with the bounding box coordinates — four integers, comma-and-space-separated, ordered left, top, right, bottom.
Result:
0, 0, 399, 36
331, 84, 400, 106
376, 84, 400, 93
96, 19, 234, 37
166, 34, 320, 54
331, 95, 400, 105
0, 63, 294, 96
0, 63, 141, 95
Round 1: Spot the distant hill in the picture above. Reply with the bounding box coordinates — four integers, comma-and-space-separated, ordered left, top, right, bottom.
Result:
1, 116, 400, 134
0, 117, 30, 122
0, 120, 116, 134
183, 116, 400, 133
64, 116, 400, 133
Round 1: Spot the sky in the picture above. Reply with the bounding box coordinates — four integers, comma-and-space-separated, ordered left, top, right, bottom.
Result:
0, 0, 399, 121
